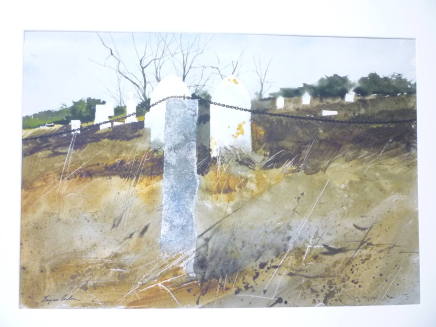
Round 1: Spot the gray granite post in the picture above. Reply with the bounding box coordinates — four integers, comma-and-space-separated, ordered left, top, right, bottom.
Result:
161, 99, 199, 274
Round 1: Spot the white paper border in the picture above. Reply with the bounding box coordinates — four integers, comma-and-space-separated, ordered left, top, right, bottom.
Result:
1, 0, 435, 326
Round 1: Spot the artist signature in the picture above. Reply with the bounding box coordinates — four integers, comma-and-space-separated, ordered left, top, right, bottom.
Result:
42, 295, 80, 303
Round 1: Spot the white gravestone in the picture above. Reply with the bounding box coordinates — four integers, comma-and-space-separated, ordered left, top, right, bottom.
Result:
210, 76, 252, 157
276, 96, 285, 110
105, 103, 114, 119
94, 104, 107, 129
302, 91, 311, 105
95, 103, 114, 130
125, 93, 138, 124
322, 110, 338, 116
147, 75, 191, 148
345, 90, 355, 103
70, 120, 81, 134
161, 99, 199, 275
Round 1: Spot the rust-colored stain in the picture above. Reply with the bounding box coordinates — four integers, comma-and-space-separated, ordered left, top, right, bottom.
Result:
251, 122, 265, 141
232, 122, 246, 138
135, 175, 162, 207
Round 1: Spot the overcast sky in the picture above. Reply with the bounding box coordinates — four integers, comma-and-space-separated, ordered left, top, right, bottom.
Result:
22, 31, 415, 115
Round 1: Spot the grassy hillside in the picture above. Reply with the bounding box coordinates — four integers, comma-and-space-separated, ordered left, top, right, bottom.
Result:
20, 117, 418, 308
22, 108, 70, 129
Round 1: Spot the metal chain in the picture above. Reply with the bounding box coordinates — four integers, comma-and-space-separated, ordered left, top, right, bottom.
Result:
22, 95, 416, 142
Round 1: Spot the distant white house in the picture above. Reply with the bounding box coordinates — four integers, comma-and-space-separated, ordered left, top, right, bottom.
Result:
302, 91, 311, 105
276, 96, 285, 109
345, 90, 355, 103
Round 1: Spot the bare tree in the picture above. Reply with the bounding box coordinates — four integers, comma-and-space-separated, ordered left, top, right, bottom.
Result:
152, 33, 174, 83
253, 57, 272, 99
102, 72, 125, 107
97, 32, 215, 100
189, 65, 212, 95
172, 34, 204, 81
208, 51, 244, 80
167, 34, 213, 93
97, 33, 164, 103
229, 55, 242, 76
208, 56, 226, 80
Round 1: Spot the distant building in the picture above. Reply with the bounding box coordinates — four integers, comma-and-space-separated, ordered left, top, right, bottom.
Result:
302, 91, 311, 105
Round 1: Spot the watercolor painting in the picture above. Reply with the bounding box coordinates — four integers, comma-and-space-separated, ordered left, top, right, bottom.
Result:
20, 31, 418, 308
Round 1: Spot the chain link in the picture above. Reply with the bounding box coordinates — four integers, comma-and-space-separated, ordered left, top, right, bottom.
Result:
22, 95, 416, 141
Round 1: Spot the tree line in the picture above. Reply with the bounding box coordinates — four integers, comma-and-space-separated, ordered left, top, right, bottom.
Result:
272, 73, 416, 99
23, 98, 105, 129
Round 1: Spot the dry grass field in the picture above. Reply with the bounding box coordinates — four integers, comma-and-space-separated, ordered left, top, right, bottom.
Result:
20, 119, 419, 308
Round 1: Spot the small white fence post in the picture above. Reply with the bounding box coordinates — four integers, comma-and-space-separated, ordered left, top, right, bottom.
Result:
160, 98, 199, 275
322, 109, 338, 116
70, 120, 81, 134
209, 76, 252, 156
146, 75, 191, 148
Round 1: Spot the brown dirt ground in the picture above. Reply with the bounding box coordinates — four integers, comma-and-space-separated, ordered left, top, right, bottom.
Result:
20, 123, 418, 308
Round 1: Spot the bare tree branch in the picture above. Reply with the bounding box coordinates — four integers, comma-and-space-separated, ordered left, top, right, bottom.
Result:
171, 34, 209, 83
253, 57, 272, 99
207, 51, 244, 81
97, 32, 163, 103
97, 33, 145, 98
231, 50, 244, 76
189, 65, 212, 94
97, 32, 219, 100
208, 55, 225, 79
